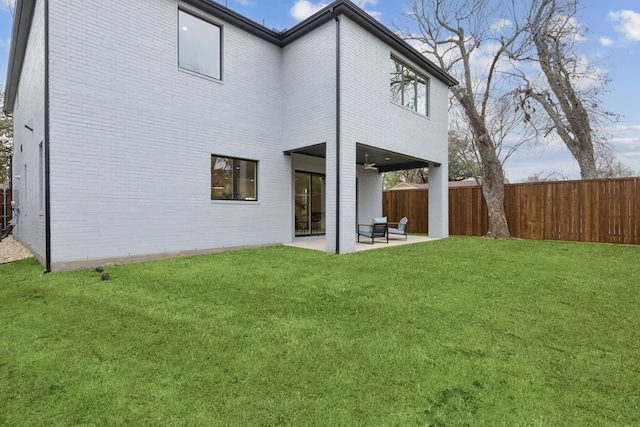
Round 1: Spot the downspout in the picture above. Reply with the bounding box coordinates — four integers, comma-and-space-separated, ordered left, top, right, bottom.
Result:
4, 158, 9, 230
333, 9, 341, 254
44, 0, 51, 272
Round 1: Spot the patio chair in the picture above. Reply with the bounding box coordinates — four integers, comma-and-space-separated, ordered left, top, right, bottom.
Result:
295, 215, 308, 233
388, 217, 408, 240
357, 217, 388, 244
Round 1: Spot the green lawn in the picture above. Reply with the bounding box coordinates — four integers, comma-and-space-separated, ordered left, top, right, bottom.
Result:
1, 237, 639, 426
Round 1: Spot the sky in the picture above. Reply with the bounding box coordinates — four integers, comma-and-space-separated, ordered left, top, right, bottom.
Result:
1, 0, 639, 182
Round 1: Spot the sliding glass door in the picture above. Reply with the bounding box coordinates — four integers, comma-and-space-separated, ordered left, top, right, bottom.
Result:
295, 172, 325, 236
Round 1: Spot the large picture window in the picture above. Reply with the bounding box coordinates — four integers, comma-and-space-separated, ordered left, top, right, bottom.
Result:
211, 156, 257, 201
390, 57, 429, 116
179, 10, 221, 80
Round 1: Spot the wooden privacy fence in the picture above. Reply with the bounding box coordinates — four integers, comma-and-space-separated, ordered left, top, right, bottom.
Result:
1, 187, 11, 231
383, 177, 640, 245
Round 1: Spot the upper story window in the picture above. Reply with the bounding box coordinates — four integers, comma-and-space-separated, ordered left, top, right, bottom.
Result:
211, 155, 258, 201
390, 57, 429, 116
178, 10, 221, 80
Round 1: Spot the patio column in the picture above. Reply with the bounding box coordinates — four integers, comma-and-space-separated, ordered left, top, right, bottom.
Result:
428, 163, 449, 238
337, 142, 356, 253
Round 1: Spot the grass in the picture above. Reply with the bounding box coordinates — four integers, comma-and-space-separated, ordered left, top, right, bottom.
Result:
1, 236, 639, 426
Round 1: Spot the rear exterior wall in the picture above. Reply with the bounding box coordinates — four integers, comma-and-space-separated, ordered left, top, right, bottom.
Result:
339, 16, 449, 167
47, 0, 289, 267
338, 16, 450, 244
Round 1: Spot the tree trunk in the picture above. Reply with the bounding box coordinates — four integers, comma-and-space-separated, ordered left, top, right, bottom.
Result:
457, 91, 512, 238
566, 133, 597, 179
477, 134, 511, 238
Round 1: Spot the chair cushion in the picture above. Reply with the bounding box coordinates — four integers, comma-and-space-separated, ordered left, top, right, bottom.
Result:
372, 216, 387, 224
358, 224, 372, 237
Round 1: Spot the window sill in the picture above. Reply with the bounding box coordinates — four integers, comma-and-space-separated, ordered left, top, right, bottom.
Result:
390, 101, 430, 119
178, 67, 223, 84
210, 200, 260, 205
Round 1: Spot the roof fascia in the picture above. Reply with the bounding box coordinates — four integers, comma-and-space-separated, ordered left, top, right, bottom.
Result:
3, 0, 457, 114
3, 0, 37, 114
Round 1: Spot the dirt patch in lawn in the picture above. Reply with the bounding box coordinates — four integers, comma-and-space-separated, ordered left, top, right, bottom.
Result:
0, 236, 34, 264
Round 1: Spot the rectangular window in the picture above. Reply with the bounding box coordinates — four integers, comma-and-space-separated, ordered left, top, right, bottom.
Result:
211, 156, 257, 201
179, 10, 221, 80
390, 57, 429, 116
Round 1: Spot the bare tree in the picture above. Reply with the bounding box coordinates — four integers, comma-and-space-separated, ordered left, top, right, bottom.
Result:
383, 128, 482, 189
402, 0, 537, 238
595, 148, 636, 179
0, 88, 13, 185
383, 168, 429, 189
526, 147, 634, 181
514, 0, 619, 179
526, 171, 569, 182
448, 125, 481, 183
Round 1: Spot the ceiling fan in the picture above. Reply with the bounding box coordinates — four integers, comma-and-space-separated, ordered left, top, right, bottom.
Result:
364, 154, 378, 170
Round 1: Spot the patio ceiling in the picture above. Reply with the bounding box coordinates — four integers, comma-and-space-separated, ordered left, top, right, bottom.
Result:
284, 142, 438, 173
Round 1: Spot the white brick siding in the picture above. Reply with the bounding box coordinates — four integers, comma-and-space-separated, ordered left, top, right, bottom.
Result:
11, 0, 46, 262
47, 0, 289, 266
9, 1, 450, 269
339, 16, 450, 242
282, 22, 336, 151
340, 17, 449, 164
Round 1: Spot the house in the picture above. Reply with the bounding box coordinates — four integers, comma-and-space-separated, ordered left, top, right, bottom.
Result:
3, 0, 456, 271
387, 182, 430, 191
387, 179, 482, 191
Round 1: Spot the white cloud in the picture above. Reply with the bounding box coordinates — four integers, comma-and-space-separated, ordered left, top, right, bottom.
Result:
607, 124, 640, 151
609, 10, 640, 41
600, 37, 614, 46
490, 18, 513, 33
354, 0, 377, 7
0, 0, 15, 12
364, 10, 382, 20
290, 1, 328, 21
290, 0, 381, 22
233, 0, 257, 6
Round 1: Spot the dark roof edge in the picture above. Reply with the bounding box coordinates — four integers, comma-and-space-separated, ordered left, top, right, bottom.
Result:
191, 0, 458, 86
181, 0, 282, 45
3, 0, 457, 113
3, 0, 36, 114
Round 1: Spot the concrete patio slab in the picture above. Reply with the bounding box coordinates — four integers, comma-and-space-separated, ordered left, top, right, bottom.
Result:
286, 235, 442, 253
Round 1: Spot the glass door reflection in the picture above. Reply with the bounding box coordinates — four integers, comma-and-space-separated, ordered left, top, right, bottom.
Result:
295, 172, 325, 236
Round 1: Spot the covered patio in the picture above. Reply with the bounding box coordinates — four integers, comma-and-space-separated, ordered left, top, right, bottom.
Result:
286, 140, 448, 254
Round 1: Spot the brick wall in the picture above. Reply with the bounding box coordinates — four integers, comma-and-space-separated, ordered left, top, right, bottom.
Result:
339, 16, 450, 241
47, 0, 290, 265
14, 0, 451, 268
10, 0, 46, 261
